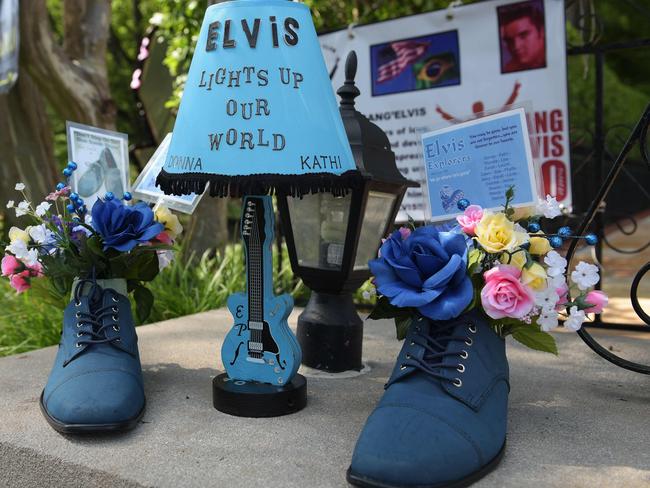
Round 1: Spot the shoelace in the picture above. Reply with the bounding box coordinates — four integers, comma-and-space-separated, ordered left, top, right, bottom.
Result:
73, 279, 122, 349
394, 317, 476, 388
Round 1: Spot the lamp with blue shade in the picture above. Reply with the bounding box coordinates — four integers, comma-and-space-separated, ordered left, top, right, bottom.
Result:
156, 0, 363, 417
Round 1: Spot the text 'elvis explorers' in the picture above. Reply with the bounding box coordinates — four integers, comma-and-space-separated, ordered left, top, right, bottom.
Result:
165, 15, 343, 173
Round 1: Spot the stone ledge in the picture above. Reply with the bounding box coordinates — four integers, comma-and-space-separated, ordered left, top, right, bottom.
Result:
0, 309, 649, 487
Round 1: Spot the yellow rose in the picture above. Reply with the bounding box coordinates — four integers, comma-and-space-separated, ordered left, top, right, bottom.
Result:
8, 226, 30, 244
154, 205, 183, 239
512, 205, 535, 220
529, 233, 551, 256
500, 250, 527, 269
475, 212, 528, 253
522, 262, 547, 291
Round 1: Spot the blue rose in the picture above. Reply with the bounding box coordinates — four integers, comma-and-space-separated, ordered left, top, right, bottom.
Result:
369, 226, 473, 321
91, 199, 164, 252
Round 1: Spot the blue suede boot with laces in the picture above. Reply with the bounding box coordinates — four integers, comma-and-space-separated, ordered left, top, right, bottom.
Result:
40, 279, 145, 433
348, 310, 509, 488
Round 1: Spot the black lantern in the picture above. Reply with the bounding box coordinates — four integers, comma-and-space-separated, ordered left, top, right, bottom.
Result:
277, 51, 418, 372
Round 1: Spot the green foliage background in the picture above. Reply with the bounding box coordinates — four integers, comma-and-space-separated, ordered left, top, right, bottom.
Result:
1, 0, 648, 356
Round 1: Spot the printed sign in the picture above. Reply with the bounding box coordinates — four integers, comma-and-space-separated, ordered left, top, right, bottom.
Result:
0, 0, 19, 94
131, 133, 206, 214
422, 108, 537, 222
66, 122, 130, 210
320, 0, 570, 221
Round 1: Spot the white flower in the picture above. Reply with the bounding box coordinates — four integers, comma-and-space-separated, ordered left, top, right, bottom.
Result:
14, 183, 25, 191
149, 12, 164, 25
570, 261, 599, 291
84, 214, 93, 226
544, 250, 567, 277
7, 239, 29, 259
157, 250, 174, 270
549, 274, 567, 289
29, 225, 54, 245
15, 201, 30, 217
538, 309, 559, 332
34, 201, 52, 217
536, 195, 562, 219
535, 287, 559, 312
513, 223, 530, 244
6, 200, 14, 209
22, 249, 40, 267
564, 306, 586, 331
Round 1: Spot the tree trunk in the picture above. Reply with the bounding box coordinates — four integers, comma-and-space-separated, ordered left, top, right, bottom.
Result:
0, 0, 115, 236
0, 73, 58, 234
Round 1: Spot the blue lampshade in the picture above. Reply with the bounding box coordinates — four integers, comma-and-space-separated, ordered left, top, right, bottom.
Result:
156, 0, 359, 198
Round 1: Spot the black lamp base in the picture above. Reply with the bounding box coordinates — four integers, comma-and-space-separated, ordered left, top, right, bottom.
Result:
297, 291, 363, 372
212, 373, 307, 418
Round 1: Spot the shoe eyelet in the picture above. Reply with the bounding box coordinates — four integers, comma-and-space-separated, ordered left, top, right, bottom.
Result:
115, 338, 121, 343
409, 341, 415, 346
112, 296, 119, 303
452, 378, 462, 387
406, 354, 412, 359
415, 326, 421, 332
460, 350, 469, 359
457, 364, 465, 373
417, 316, 424, 322
76, 322, 82, 328
400, 364, 407, 371
468, 324, 477, 334
75, 312, 81, 318
112, 315, 119, 322
75, 301, 81, 307
113, 325, 120, 332
465, 337, 473, 346
112, 306, 118, 313
75, 342, 81, 348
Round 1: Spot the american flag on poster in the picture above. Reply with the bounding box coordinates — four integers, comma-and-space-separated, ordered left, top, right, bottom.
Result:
376, 40, 430, 83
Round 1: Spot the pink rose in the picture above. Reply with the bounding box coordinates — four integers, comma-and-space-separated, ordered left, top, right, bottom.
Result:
584, 290, 608, 314
456, 205, 484, 236
9, 271, 31, 294
153, 231, 174, 246
481, 265, 535, 319
1, 255, 21, 277
555, 282, 569, 311
27, 261, 43, 277
398, 226, 412, 240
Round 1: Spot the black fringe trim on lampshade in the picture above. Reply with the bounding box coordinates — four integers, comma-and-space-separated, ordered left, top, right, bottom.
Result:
155, 169, 364, 198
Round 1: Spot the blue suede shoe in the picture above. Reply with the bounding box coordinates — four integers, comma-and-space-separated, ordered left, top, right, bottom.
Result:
40, 279, 145, 434
348, 310, 509, 488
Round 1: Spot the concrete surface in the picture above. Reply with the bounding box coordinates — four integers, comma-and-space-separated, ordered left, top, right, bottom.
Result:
0, 308, 649, 488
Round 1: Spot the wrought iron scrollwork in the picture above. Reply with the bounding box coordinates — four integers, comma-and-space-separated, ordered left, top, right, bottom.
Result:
566, 105, 650, 374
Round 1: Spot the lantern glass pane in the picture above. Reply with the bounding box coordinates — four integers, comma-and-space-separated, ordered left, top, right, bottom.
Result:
354, 191, 397, 270
287, 193, 351, 270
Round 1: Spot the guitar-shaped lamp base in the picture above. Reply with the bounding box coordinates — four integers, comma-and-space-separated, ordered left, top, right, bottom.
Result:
212, 373, 307, 418
216, 195, 306, 417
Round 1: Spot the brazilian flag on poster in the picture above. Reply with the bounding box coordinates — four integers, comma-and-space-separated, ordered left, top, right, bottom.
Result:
413, 53, 459, 90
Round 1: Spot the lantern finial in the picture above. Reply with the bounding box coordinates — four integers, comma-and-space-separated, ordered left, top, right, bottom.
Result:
337, 51, 360, 108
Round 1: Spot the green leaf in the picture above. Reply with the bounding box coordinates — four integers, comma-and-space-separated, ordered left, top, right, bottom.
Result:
368, 295, 402, 320
86, 236, 105, 257
395, 315, 412, 341
133, 285, 154, 323
467, 248, 484, 275
512, 325, 558, 355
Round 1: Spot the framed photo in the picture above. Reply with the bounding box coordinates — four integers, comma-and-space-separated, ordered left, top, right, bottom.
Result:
131, 133, 206, 214
421, 108, 538, 222
498, 0, 547, 74
66, 121, 130, 209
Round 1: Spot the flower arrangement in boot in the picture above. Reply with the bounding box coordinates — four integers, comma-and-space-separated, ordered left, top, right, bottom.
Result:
2, 172, 182, 321
1, 166, 183, 433
348, 187, 606, 488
